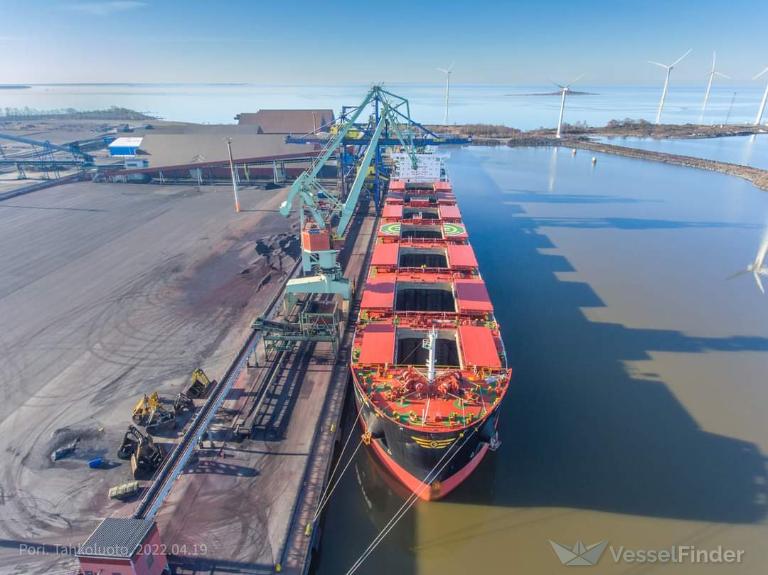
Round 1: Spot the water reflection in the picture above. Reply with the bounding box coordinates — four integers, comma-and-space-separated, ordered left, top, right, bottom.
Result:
597, 134, 768, 170
314, 146, 768, 575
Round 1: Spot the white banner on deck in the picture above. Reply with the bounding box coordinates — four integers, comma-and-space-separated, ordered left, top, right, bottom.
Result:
391, 153, 443, 182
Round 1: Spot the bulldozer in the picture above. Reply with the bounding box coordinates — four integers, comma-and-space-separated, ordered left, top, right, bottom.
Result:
185, 368, 215, 399
116, 425, 164, 478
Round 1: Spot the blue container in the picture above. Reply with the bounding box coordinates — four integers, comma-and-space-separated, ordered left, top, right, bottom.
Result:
88, 457, 104, 469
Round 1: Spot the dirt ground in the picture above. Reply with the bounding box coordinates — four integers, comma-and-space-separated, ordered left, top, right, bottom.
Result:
0, 181, 296, 574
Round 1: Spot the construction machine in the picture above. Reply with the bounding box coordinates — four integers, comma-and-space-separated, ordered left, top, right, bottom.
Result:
132, 391, 177, 432
116, 425, 164, 478
132, 392, 160, 423
131, 440, 164, 479
185, 368, 215, 399
173, 391, 194, 414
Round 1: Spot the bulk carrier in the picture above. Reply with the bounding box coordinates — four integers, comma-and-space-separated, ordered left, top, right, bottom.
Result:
350, 155, 511, 501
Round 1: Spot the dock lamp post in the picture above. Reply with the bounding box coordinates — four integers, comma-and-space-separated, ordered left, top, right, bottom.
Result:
226, 138, 241, 213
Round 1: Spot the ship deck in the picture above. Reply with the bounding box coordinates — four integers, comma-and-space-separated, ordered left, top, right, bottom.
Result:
351, 179, 510, 433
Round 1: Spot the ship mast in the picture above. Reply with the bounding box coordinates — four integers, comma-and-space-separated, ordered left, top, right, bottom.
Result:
424, 326, 438, 384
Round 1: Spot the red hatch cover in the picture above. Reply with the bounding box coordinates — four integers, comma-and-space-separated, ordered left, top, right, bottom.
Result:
438, 204, 461, 220
433, 181, 452, 191
371, 243, 398, 266
382, 204, 403, 219
360, 278, 395, 309
458, 326, 501, 368
389, 180, 406, 191
455, 279, 494, 313
359, 324, 395, 364
447, 244, 478, 268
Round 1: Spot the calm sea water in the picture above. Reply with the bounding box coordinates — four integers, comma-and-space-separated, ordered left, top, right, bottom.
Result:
1, 84, 765, 129
597, 135, 768, 170
315, 146, 768, 574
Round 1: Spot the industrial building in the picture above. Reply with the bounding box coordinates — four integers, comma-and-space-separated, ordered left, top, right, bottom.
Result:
106, 123, 325, 183
235, 109, 335, 133
77, 518, 168, 575
108, 136, 143, 156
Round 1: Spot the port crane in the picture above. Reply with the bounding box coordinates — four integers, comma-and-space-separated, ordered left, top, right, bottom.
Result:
279, 85, 467, 303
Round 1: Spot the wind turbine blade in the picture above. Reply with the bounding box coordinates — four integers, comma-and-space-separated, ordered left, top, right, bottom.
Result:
712, 51, 717, 70
753, 66, 768, 80
754, 272, 765, 294
755, 233, 768, 268
670, 48, 693, 68
447, 61, 455, 73
552, 81, 566, 90
436, 67, 448, 74
715, 72, 730, 79
566, 74, 585, 88
648, 61, 668, 69
726, 269, 750, 280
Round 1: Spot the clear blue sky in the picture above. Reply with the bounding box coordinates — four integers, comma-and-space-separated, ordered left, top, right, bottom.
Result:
1, 0, 766, 84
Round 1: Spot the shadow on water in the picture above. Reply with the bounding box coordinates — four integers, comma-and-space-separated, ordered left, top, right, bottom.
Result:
520, 216, 758, 231
449, 151, 768, 524
314, 147, 768, 575
502, 190, 653, 205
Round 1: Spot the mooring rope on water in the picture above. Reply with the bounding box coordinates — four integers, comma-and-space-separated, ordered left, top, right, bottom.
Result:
313, 423, 364, 522
344, 428, 479, 575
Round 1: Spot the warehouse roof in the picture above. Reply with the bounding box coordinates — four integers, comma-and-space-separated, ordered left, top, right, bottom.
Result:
108, 137, 143, 149
235, 109, 335, 134
137, 132, 314, 168
77, 518, 153, 559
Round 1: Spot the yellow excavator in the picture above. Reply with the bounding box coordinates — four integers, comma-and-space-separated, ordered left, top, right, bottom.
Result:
185, 368, 215, 399
132, 392, 176, 432
132, 392, 160, 423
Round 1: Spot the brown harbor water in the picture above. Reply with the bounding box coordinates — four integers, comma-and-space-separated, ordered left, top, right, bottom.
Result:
315, 145, 768, 574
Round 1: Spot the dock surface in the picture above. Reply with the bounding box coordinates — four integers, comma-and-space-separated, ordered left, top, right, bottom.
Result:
0, 182, 295, 574
156, 203, 377, 574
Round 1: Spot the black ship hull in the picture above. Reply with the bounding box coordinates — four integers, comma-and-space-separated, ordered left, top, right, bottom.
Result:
352, 382, 498, 500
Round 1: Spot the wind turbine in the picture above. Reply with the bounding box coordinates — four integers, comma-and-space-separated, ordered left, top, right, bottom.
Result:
728, 232, 768, 293
437, 63, 454, 124
753, 66, 768, 126
700, 52, 729, 123
649, 49, 692, 125
554, 75, 584, 139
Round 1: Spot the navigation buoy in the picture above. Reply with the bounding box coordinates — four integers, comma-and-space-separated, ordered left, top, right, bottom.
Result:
572, 149, 577, 156
591, 157, 597, 165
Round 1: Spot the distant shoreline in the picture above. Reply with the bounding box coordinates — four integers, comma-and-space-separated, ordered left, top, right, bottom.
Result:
0, 84, 30, 90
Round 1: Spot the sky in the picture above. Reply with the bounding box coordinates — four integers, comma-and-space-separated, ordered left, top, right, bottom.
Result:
0, 0, 767, 85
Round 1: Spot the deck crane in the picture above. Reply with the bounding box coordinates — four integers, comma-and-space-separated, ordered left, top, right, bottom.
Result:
279, 86, 421, 303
